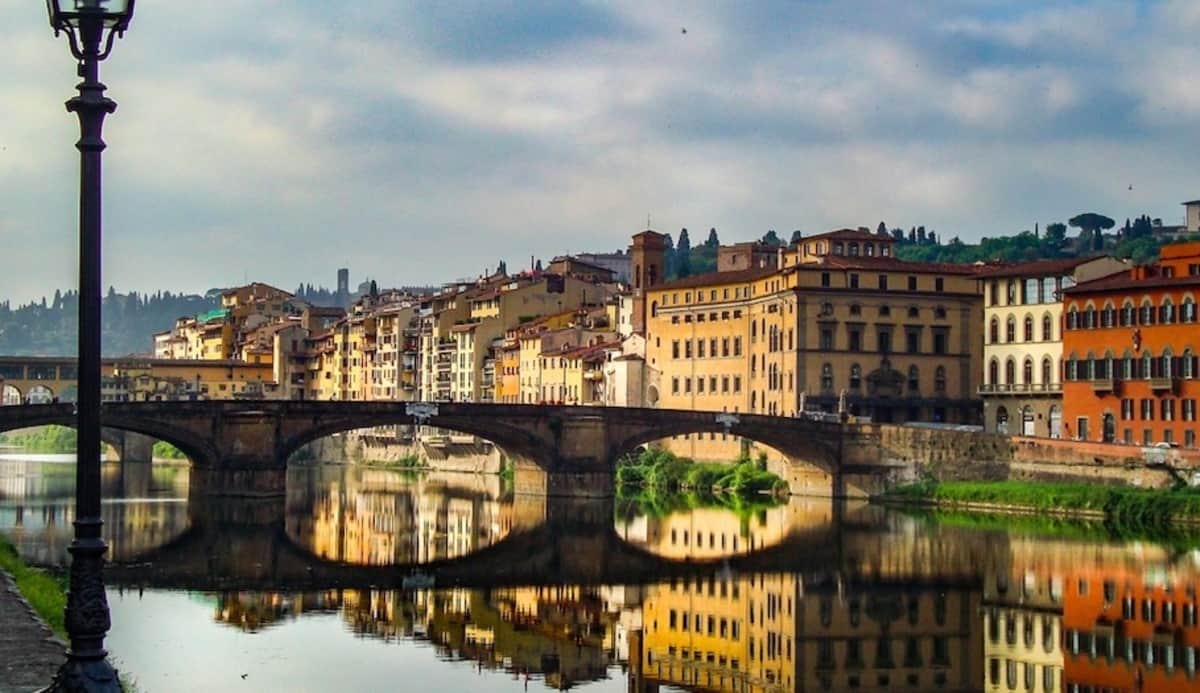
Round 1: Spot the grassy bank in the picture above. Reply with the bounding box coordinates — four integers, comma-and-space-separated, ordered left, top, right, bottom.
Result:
616, 448, 788, 497
884, 480, 1200, 531
0, 534, 66, 638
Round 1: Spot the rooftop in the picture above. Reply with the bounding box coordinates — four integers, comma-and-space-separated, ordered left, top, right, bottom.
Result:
651, 266, 777, 291
972, 256, 1109, 279
814, 255, 980, 275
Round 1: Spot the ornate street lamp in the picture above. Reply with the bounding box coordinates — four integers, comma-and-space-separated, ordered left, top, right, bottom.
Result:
45, 1, 134, 691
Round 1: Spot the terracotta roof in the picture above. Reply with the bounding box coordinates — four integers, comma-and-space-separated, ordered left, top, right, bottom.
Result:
804, 228, 894, 243
972, 256, 1113, 279
814, 255, 980, 275
651, 266, 777, 291
1064, 271, 1200, 294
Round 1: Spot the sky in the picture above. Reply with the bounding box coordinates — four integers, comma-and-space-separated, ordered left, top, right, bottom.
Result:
2, 0, 1198, 304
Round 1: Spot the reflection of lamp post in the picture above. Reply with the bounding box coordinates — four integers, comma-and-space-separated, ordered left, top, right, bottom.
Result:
46, 1, 135, 691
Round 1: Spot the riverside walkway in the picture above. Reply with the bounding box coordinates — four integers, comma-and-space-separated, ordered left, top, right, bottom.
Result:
0, 569, 63, 692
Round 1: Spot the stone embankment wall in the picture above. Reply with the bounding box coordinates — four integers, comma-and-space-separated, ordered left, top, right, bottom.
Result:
297, 432, 502, 474
873, 424, 1200, 490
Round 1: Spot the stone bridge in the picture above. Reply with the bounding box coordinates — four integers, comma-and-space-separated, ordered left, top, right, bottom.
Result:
0, 401, 902, 497
104, 495, 989, 591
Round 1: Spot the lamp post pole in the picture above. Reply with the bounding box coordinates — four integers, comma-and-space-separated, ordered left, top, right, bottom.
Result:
46, 1, 134, 690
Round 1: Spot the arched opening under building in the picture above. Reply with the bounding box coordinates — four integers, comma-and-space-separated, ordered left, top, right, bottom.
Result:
995, 406, 1009, 435
25, 385, 55, 405
2, 385, 22, 406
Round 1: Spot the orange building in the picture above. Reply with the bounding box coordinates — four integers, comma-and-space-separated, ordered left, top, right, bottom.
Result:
1061, 242, 1200, 447
1062, 568, 1200, 691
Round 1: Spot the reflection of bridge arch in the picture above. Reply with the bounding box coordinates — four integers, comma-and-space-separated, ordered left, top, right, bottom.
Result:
106, 496, 990, 592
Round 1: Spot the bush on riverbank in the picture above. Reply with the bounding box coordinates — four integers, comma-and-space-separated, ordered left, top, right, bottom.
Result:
616, 448, 788, 497
887, 480, 1200, 530
0, 534, 66, 637
153, 441, 187, 459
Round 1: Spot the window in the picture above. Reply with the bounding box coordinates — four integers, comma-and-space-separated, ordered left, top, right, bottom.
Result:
877, 329, 892, 354
1006, 317, 1016, 342
879, 275, 889, 290
1042, 314, 1052, 341
906, 329, 920, 353
907, 276, 917, 291
1162, 298, 1176, 324
1141, 300, 1155, 325
989, 317, 999, 344
850, 364, 862, 389
1042, 357, 1053, 386
672, 340, 680, 359
821, 363, 833, 391
907, 365, 919, 391
935, 277, 944, 292
1023, 358, 1034, 385
848, 328, 862, 352
821, 272, 831, 287
820, 329, 834, 351
1006, 358, 1016, 385
935, 366, 946, 392
849, 303, 862, 316
989, 359, 999, 385
1024, 316, 1034, 341
849, 273, 859, 289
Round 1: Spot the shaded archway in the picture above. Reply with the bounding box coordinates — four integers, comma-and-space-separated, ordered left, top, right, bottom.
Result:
2, 384, 21, 406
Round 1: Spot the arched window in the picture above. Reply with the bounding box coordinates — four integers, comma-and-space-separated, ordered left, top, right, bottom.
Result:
1121, 300, 1135, 327
989, 359, 999, 386
1086, 352, 1096, 380
1142, 350, 1154, 380
1005, 357, 1016, 385
989, 317, 1000, 344
1066, 307, 1078, 330
907, 306, 919, 318
1023, 358, 1034, 385
1042, 356, 1053, 386
1066, 354, 1078, 381
1161, 298, 1176, 325
821, 363, 833, 391
1006, 316, 1016, 342
1140, 299, 1155, 326
935, 366, 946, 392
1163, 348, 1174, 379
1102, 302, 1115, 327
1084, 303, 1097, 329
907, 365, 919, 391
1103, 351, 1114, 380
1024, 315, 1034, 342
849, 364, 862, 389
1183, 296, 1197, 323
849, 303, 862, 316
1184, 349, 1195, 379
1042, 314, 1052, 341
1122, 350, 1133, 380
996, 406, 1010, 434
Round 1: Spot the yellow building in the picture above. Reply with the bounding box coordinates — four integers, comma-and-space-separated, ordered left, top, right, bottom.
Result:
646, 228, 985, 426
103, 358, 274, 401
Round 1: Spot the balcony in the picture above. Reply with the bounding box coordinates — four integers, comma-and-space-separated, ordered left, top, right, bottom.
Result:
1090, 378, 1118, 394
978, 383, 1063, 395
1150, 377, 1178, 393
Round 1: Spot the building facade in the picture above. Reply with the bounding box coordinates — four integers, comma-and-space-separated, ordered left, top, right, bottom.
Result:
977, 257, 1127, 436
1062, 242, 1200, 446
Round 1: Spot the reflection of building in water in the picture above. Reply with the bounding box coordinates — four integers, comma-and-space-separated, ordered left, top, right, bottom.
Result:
618, 498, 835, 559
633, 577, 981, 693
982, 536, 1065, 693
213, 591, 344, 633
287, 468, 508, 565
1062, 566, 1200, 692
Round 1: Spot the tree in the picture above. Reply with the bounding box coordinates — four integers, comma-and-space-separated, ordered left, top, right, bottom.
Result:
676, 229, 692, 278
496, 260, 507, 276
760, 230, 782, 246
1068, 212, 1115, 251
705, 227, 720, 249
790, 230, 803, 245
1043, 222, 1067, 254
876, 221, 888, 236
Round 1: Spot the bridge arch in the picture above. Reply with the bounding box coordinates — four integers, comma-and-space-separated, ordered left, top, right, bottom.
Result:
26, 384, 54, 404
0, 404, 216, 467
2, 384, 21, 406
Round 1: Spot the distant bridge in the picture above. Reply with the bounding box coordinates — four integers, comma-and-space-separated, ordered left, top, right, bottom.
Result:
0, 401, 904, 497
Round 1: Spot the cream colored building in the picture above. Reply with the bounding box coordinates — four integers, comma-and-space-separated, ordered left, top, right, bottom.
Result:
978, 256, 1126, 436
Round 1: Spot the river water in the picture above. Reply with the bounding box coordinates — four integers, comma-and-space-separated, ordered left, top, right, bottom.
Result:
4, 456, 1200, 692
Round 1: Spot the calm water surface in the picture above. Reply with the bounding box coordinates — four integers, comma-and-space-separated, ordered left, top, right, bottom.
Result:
5, 456, 1200, 692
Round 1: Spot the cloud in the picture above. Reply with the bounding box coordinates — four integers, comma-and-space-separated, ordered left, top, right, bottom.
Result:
2, 0, 1199, 306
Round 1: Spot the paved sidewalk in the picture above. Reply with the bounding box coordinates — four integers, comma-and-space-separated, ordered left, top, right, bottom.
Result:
0, 569, 64, 693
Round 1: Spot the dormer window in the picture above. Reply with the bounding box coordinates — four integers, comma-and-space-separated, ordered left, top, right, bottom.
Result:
833, 242, 845, 256
865, 244, 875, 257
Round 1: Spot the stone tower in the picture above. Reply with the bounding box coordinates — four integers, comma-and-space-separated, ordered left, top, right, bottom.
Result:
629, 230, 667, 335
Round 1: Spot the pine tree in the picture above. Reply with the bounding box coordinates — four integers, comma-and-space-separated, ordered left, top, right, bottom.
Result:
705, 227, 720, 249
677, 229, 692, 278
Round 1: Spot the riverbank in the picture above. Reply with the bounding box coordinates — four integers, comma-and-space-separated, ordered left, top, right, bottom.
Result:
880, 480, 1200, 529
0, 534, 66, 691
616, 448, 788, 496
